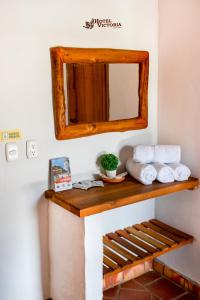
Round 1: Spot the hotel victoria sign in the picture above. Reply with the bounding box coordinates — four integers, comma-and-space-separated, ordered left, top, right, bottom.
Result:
83, 18, 122, 29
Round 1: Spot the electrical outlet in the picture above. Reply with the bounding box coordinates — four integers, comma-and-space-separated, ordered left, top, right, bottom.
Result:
26, 140, 38, 159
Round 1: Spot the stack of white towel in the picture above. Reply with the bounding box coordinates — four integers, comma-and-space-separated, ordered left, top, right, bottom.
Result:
126, 145, 191, 185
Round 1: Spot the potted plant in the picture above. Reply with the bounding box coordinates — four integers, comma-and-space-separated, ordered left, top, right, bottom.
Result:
100, 153, 119, 178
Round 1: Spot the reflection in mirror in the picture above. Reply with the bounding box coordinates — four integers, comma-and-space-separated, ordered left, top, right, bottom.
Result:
63, 63, 139, 125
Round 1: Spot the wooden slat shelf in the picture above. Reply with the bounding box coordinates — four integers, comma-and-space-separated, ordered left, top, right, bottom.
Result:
45, 176, 199, 217
103, 219, 193, 278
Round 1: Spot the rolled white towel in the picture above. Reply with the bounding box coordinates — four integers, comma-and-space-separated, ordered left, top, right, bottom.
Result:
154, 145, 181, 163
152, 163, 175, 183
167, 163, 191, 181
126, 158, 157, 185
133, 145, 154, 164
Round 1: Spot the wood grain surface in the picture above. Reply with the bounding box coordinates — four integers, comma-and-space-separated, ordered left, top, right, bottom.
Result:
50, 47, 149, 139
45, 176, 199, 217
103, 218, 194, 277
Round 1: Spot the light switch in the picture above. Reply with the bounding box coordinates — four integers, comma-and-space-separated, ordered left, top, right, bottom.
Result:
5, 142, 18, 161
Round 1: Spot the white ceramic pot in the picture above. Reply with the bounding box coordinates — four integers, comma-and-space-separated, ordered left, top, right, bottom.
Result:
106, 170, 117, 178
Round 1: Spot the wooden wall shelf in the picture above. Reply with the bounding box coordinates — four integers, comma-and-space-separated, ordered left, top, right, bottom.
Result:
103, 219, 193, 278
45, 176, 199, 217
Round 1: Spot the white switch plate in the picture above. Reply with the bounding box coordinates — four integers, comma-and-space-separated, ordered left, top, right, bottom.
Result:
5, 142, 18, 161
26, 140, 38, 159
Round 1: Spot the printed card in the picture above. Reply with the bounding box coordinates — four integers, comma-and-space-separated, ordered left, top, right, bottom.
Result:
50, 157, 72, 192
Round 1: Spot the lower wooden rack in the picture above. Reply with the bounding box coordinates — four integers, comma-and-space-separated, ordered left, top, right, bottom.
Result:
103, 219, 193, 277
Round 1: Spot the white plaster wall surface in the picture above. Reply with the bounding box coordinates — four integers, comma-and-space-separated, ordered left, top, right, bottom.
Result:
157, 0, 200, 283
0, 0, 158, 299
49, 202, 85, 300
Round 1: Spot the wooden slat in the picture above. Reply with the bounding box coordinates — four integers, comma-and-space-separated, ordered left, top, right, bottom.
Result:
107, 232, 148, 258
142, 221, 184, 243
103, 265, 111, 274
126, 227, 167, 250
150, 219, 193, 240
103, 219, 194, 278
103, 256, 118, 270
116, 229, 157, 254
134, 224, 176, 247
103, 236, 138, 262
104, 246, 128, 267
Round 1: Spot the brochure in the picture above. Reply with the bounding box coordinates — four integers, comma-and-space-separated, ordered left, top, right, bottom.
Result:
50, 157, 72, 192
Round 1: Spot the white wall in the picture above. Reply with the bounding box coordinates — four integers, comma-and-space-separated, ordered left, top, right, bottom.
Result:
157, 0, 200, 283
0, 0, 158, 299
49, 202, 85, 300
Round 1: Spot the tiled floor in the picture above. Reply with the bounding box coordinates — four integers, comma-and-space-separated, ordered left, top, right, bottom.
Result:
103, 271, 199, 300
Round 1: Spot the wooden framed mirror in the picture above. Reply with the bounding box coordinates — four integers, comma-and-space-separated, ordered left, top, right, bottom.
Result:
50, 47, 149, 140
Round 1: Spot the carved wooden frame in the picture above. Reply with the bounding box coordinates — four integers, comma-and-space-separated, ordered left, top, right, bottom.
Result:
50, 47, 149, 140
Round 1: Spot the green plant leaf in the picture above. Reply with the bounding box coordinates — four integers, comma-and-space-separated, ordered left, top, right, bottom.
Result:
100, 153, 119, 171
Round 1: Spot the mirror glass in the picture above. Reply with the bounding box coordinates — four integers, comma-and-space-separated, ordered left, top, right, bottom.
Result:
63, 63, 139, 125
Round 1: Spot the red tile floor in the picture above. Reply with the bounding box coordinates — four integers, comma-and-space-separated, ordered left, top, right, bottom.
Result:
103, 271, 199, 300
